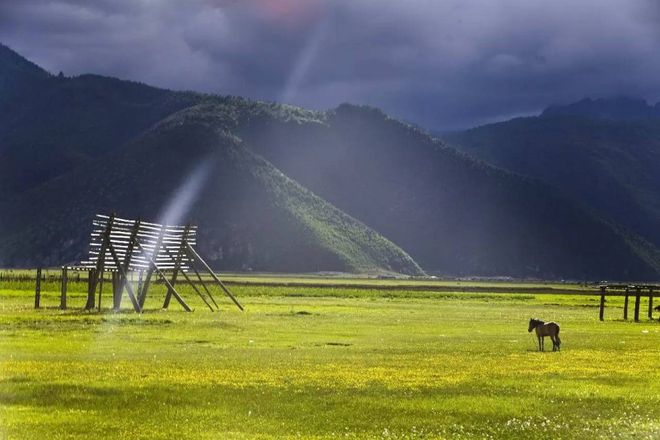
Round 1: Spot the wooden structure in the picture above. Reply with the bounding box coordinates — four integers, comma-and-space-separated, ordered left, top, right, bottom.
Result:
597, 284, 658, 322
58, 213, 242, 313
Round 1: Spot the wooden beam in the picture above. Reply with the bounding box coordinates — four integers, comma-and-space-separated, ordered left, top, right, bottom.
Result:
623, 288, 629, 320
60, 266, 68, 310
34, 268, 41, 309
97, 271, 104, 312
112, 272, 122, 310
186, 242, 243, 311
87, 269, 96, 310
87, 214, 114, 309
634, 287, 641, 322
189, 260, 219, 310
135, 238, 191, 312
138, 226, 165, 308
163, 224, 190, 309
599, 286, 605, 321
163, 247, 214, 311
107, 242, 142, 313
648, 288, 654, 320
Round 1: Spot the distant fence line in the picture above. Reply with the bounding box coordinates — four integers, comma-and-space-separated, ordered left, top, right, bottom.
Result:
0, 271, 86, 283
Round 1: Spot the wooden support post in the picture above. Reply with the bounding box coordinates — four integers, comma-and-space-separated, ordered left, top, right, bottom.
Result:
87, 214, 114, 309
190, 260, 219, 310
115, 219, 140, 310
34, 268, 42, 309
634, 287, 641, 322
163, 248, 214, 311
138, 227, 165, 308
623, 288, 629, 320
112, 272, 122, 310
163, 224, 190, 309
648, 288, 654, 320
97, 271, 104, 312
87, 269, 96, 309
60, 266, 68, 310
134, 238, 190, 311
137, 271, 143, 301
186, 242, 243, 311
599, 286, 605, 321
107, 242, 141, 313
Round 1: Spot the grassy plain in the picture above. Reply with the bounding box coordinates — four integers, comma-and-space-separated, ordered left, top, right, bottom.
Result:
0, 275, 659, 439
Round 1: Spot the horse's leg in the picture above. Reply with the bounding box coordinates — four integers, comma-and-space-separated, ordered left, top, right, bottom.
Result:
551, 335, 557, 351
541, 336, 545, 352
537, 335, 542, 351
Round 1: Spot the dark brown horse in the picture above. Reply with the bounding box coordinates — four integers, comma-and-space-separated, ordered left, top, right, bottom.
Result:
528, 318, 561, 352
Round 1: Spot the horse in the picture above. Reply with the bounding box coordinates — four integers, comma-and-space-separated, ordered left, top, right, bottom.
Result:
528, 318, 561, 352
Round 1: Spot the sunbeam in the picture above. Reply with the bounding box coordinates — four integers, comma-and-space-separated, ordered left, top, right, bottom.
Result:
158, 157, 214, 227
279, 18, 328, 104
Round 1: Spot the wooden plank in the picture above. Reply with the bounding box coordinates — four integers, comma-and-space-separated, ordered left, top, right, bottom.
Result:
34, 268, 41, 309
186, 242, 243, 311
97, 214, 194, 230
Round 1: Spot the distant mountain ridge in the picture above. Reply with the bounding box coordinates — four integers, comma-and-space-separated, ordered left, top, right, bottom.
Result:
542, 96, 660, 121
1, 43, 659, 279
446, 96, 660, 280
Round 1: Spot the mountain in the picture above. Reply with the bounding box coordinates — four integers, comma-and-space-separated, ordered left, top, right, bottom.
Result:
1, 45, 659, 279
0, 48, 201, 199
227, 103, 660, 279
0, 103, 422, 274
542, 97, 660, 121
445, 97, 660, 266
0, 42, 49, 107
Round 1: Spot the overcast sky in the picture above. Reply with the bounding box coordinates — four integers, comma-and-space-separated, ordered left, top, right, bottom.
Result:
2, 0, 660, 130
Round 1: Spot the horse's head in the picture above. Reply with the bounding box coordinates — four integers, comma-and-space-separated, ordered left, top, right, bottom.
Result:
528, 318, 536, 332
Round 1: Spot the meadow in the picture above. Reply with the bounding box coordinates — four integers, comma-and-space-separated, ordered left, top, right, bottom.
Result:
0, 275, 659, 439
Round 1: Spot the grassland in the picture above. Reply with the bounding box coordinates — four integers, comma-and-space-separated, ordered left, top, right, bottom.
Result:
1, 275, 659, 439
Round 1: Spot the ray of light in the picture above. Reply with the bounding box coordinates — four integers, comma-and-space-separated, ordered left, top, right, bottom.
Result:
158, 157, 214, 227
279, 18, 328, 104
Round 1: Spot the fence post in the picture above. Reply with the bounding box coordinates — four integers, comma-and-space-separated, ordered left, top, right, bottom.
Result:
623, 288, 629, 320
34, 268, 42, 309
60, 266, 68, 310
634, 287, 641, 322
648, 288, 654, 320
599, 286, 606, 321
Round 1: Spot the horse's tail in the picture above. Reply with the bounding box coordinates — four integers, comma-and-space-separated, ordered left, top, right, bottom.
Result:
555, 325, 561, 349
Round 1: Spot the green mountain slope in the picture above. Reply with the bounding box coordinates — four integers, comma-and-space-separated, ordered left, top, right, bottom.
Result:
0, 104, 422, 275
228, 102, 660, 280
444, 101, 660, 250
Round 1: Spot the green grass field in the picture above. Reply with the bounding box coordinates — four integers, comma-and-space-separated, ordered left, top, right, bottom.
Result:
1, 276, 659, 439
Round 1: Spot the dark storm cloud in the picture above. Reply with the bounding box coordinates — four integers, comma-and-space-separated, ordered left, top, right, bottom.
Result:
1, 0, 660, 129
